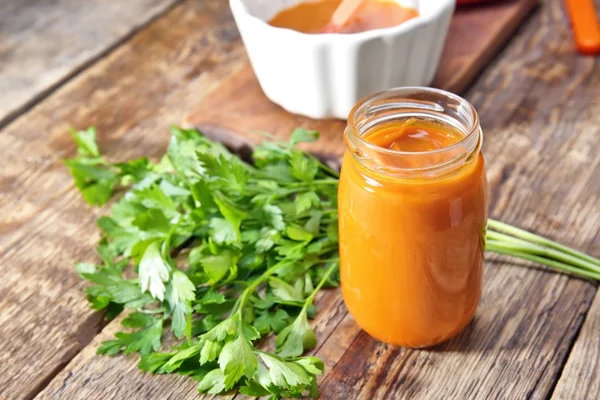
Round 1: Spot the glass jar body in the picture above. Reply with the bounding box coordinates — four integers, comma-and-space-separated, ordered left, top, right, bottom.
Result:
339, 153, 487, 347
338, 88, 488, 348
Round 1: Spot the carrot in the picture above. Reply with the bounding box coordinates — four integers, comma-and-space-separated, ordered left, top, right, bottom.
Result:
564, 0, 600, 54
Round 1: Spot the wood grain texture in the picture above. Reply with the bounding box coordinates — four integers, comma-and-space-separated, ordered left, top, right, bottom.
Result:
552, 289, 600, 399
183, 0, 538, 141
35, 314, 201, 400
0, 1, 245, 399
0, 0, 177, 127
431, 0, 538, 92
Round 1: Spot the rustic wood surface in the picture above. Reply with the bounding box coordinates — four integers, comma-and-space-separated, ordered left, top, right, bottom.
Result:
1, 0, 599, 399
0, 0, 177, 127
431, 0, 538, 92
553, 290, 600, 399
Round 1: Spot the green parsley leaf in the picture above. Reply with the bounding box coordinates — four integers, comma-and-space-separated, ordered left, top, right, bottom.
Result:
133, 185, 177, 215
77, 263, 152, 308
96, 216, 140, 256
196, 152, 249, 194
139, 241, 171, 301
98, 313, 162, 355
264, 204, 285, 231
275, 309, 317, 357
147, 342, 202, 374
64, 158, 118, 205
269, 277, 304, 302
116, 157, 152, 184
200, 340, 222, 365
197, 368, 226, 394
210, 218, 238, 245
257, 352, 322, 389
290, 128, 319, 145
132, 208, 171, 235
256, 228, 280, 253
254, 309, 290, 335
304, 211, 323, 235
239, 379, 271, 397
201, 317, 237, 342
218, 331, 258, 390
290, 151, 318, 183
166, 270, 195, 339
200, 250, 239, 284
70, 127, 100, 157
295, 191, 320, 215
138, 351, 176, 373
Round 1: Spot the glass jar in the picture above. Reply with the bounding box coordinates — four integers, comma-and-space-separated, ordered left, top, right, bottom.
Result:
338, 87, 488, 348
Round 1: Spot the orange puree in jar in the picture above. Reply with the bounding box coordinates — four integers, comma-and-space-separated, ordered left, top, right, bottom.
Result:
338, 88, 488, 348
268, 0, 419, 34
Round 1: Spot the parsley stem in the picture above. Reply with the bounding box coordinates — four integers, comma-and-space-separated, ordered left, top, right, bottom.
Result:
319, 208, 338, 215
137, 307, 165, 314
287, 179, 340, 188
303, 262, 339, 311
235, 259, 289, 318
311, 156, 340, 179
162, 218, 184, 259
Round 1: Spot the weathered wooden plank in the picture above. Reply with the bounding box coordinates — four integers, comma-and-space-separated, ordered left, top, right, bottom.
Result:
0, 0, 177, 127
34, 314, 201, 400
552, 290, 600, 399
0, 1, 245, 399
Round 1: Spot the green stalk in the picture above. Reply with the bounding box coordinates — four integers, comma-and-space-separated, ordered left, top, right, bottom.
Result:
486, 230, 600, 274
488, 219, 600, 266
486, 241, 600, 281
302, 262, 339, 312
288, 178, 340, 188
312, 156, 340, 179
235, 259, 288, 319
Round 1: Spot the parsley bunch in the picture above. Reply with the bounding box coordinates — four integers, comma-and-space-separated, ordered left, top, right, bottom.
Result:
67, 127, 340, 398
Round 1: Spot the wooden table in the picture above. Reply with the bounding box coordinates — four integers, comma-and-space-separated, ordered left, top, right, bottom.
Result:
1, 0, 599, 399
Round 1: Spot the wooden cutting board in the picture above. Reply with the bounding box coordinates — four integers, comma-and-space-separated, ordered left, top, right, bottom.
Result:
184, 0, 538, 164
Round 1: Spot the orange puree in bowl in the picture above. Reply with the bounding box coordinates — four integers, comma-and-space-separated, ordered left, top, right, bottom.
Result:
338, 118, 487, 348
268, 0, 419, 34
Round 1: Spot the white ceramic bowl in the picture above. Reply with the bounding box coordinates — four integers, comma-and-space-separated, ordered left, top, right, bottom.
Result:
230, 0, 455, 120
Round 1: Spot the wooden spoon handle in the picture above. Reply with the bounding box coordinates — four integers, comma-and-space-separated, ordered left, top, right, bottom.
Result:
324, 0, 366, 33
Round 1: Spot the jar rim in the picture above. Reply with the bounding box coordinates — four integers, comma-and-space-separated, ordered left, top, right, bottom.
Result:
347, 86, 480, 157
